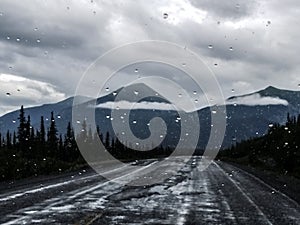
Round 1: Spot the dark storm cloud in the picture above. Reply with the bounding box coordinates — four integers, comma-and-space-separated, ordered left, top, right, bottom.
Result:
189, 0, 257, 19
0, 0, 300, 115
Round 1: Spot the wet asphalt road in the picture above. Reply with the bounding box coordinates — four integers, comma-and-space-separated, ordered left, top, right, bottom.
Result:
0, 156, 299, 225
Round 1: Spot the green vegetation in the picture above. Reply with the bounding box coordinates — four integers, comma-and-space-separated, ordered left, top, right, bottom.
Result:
220, 113, 300, 178
0, 106, 170, 181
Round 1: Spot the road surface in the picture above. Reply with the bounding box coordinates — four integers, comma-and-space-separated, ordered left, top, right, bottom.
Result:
0, 156, 299, 224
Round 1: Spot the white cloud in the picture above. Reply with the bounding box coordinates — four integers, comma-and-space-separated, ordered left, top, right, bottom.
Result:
226, 93, 289, 106
0, 73, 66, 115
95, 100, 176, 111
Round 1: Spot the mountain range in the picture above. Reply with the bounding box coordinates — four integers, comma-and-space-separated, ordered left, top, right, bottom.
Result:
1, 85, 299, 149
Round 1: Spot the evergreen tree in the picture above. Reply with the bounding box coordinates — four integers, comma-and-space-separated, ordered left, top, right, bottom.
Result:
105, 131, 110, 149
17, 105, 26, 147
47, 112, 58, 155
40, 116, 45, 144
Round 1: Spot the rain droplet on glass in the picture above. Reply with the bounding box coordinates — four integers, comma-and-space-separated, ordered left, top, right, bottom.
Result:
134, 90, 139, 95
229, 47, 234, 51
163, 13, 168, 19
208, 44, 213, 49
36, 39, 41, 43
105, 87, 110, 92
134, 68, 138, 73
133, 120, 137, 124
6, 93, 11, 96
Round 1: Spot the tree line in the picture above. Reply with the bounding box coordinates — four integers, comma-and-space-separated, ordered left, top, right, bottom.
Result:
0, 106, 171, 181
220, 113, 300, 178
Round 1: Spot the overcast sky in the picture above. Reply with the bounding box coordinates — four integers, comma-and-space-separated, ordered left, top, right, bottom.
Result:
0, 0, 300, 115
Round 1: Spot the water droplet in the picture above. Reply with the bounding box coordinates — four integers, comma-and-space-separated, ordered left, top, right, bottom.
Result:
268, 124, 274, 128
0, 12, 3, 16
185, 133, 189, 136
110, 117, 114, 121
57, 115, 61, 119
43, 158, 47, 161
163, 13, 168, 19
16, 38, 20, 42
133, 120, 137, 124
194, 99, 198, 103
36, 39, 41, 43
178, 93, 182, 98
135, 142, 139, 146
121, 132, 125, 135
160, 135, 164, 138
17, 89, 20, 92
113, 92, 117, 96
235, 4, 240, 9
116, 106, 120, 110
134, 90, 139, 95
76, 120, 80, 124
134, 68, 138, 73
267, 21, 271, 25
120, 116, 124, 119
231, 89, 235, 93
217, 21, 221, 25
93, 11, 96, 15
212, 110, 217, 114
6, 36, 10, 40
229, 47, 234, 51
208, 44, 213, 49
12, 120, 16, 123
105, 87, 110, 92
8, 66, 12, 70
106, 115, 110, 119
214, 63, 218, 67
6, 93, 11, 96
182, 63, 186, 67
233, 103, 237, 106
34, 27, 38, 31
193, 91, 197, 95
271, 190, 275, 194
67, 6, 70, 10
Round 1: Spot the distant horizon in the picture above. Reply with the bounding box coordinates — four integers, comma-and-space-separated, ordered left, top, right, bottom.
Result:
0, 84, 296, 117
